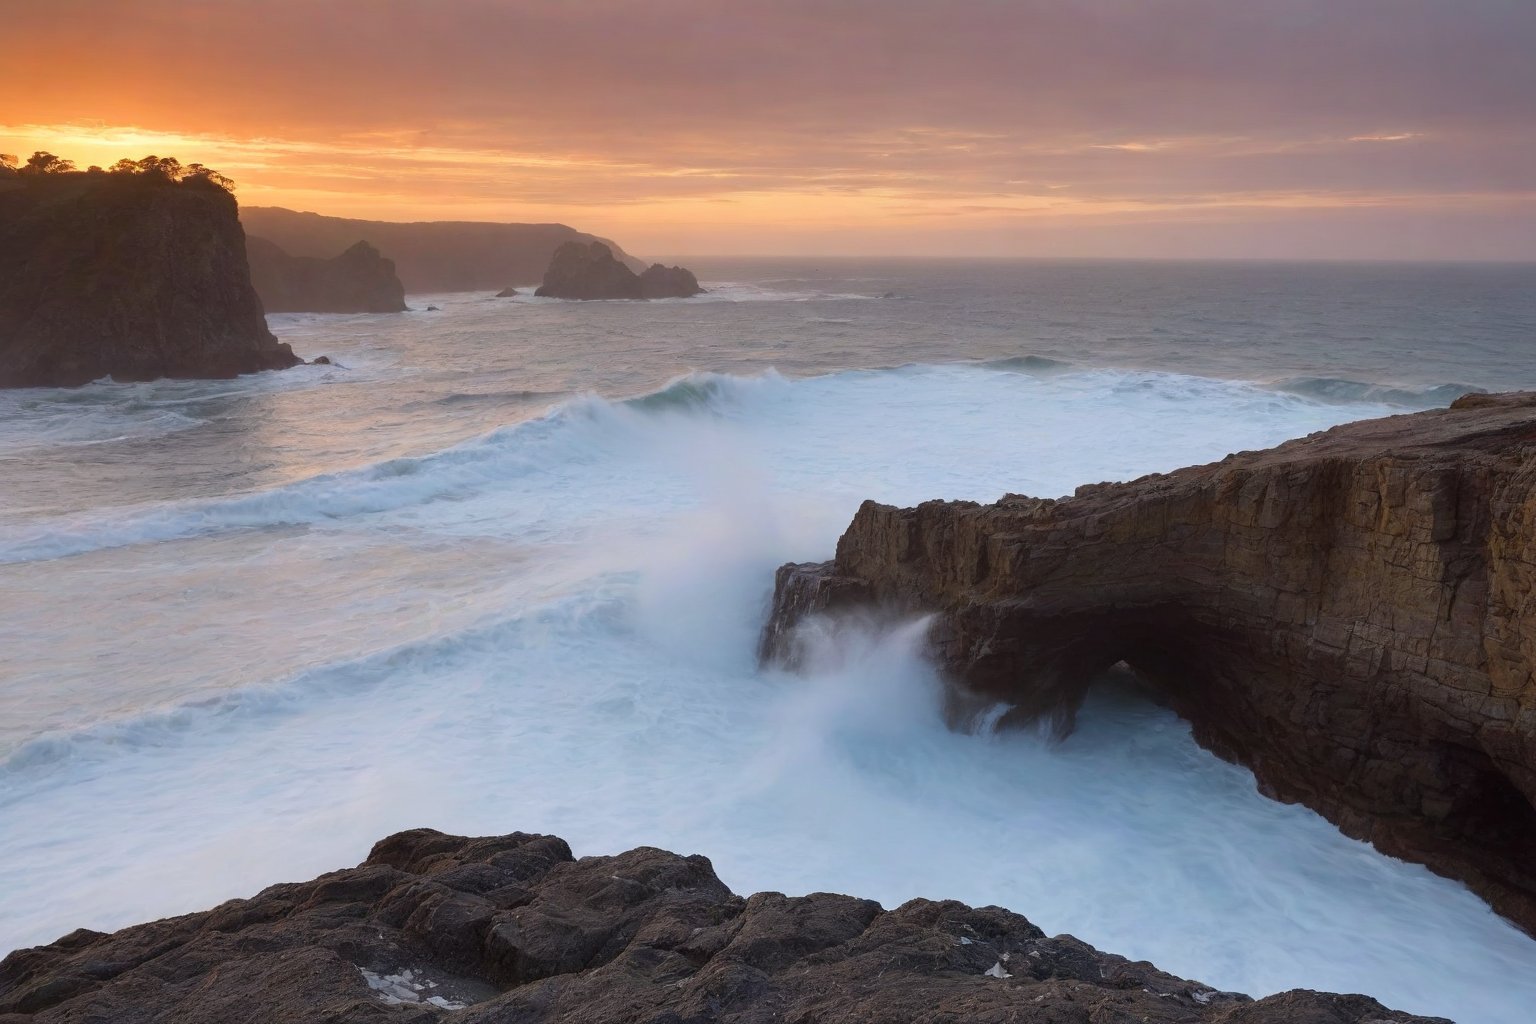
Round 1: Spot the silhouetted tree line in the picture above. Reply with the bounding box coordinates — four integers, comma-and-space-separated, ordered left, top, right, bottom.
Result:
0, 152, 235, 191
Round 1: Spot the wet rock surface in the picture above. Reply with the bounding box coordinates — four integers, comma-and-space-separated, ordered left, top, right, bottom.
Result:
762, 391, 1536, 935
0, 175, 299, 388
0, 829, 1444, 1023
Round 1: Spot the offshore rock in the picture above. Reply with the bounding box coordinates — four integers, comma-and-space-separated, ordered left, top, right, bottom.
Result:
0, 828, 1444, 1024
533, 242, 704, 300
0, 174, 299, 388
239, 206, 643, 293
246, 237, 408, 313
762, 392, 1536, 934
638, 262, 704, 298
534, 241, 643, 299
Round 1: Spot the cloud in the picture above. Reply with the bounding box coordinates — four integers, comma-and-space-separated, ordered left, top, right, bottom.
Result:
3, 0, 1533, 256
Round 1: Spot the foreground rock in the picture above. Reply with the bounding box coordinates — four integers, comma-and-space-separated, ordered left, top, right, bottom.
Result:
247, 237, 408, 313
763, 391, 1536, 935
0, 829, 1442, 1023
533, 241, 703, 300
0, 174, 299, 388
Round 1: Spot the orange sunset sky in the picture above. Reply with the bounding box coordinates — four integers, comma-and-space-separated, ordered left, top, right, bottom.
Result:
4, 0, 1534, 259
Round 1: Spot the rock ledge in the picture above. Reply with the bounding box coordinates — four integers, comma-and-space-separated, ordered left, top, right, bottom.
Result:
0, 829, 1444, 1023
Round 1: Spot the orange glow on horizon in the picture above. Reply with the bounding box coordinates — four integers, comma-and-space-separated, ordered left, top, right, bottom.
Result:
5, 1, 1533, 260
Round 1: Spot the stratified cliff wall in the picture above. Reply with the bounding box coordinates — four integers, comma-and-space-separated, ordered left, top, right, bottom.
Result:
763, 392, 1536, 933
247, 237, 408, 313
0, 176, 299, 388
240, 207, 644, 292
0, 829, 1442, 1023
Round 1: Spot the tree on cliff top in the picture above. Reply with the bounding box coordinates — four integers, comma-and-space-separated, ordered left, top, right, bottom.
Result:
19, 152, 76, 176
7, 151, 236, 192
110, 155, 237, 191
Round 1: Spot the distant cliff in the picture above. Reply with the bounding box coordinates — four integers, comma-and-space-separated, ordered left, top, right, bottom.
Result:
762, 392, 1536, 935
247, 237, 407, 313
533, 241, 704, 300
0, 175, 299, 389
239, 207, 644, 293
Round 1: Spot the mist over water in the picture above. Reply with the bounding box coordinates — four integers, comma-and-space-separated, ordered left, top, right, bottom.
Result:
3, 260, 1535, 1022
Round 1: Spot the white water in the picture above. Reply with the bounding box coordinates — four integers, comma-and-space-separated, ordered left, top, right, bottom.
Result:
3, 361, 1533, 1022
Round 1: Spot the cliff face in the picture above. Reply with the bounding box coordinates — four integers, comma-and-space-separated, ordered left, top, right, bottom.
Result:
0, 828, 1443, 1023
0, 176, 299, 388
762, 392, 1536, 934
240, 207, 643, 292
247, 237, 408, 313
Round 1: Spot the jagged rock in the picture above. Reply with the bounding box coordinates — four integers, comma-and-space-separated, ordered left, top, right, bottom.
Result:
638, 263, 704, 298
495, 286, 518, 297
0, 829, 1444, 1024
762, 391, 1536, 935
532, 243, 704, 301
247, 237, 407, 313
0, 174, 299, 388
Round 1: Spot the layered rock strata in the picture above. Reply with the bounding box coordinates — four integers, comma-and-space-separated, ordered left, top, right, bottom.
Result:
0, 175, 299, 388
762, 392, 1536, 934
0, 829, 1443, 1023
246, 237, 408, 313
533, 242, 703, 300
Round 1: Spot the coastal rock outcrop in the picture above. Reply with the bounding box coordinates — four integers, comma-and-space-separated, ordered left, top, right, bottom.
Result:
762, 392, 1536, 934
533, 242, 704, 300
0, 174, 299, 388
246, 237, 408, 313
0, 828, 1443, 1023
240, 207, 644, 293
639, 262, 704, 299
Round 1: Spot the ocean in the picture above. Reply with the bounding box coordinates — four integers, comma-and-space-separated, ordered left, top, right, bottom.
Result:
2, 258, 1534, 1022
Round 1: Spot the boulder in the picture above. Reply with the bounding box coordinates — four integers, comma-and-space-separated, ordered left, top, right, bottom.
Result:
0, 829, 1444, 1023
0, 174, 299, 388
762, 392, 1536, 934
246, 237, 407, 313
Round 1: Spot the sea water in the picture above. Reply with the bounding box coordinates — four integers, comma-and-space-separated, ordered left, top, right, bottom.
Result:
2, 259, 1535, 1022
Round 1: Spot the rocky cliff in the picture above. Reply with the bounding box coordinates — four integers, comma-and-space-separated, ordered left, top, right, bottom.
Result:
0, 175, 299, 388
0, 828, 1443, 1023
247, 237, 408, 313
240, 207, 643, 293
762, 392, 1536, 934
533, 242, 704, 300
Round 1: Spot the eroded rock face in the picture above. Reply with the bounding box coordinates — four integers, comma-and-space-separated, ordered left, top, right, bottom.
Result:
0, 829, 1443, 1023
247, 237, 408, 313
0, 175, 300, 388
532, 242, 703, 300
762, 392, 1536, 934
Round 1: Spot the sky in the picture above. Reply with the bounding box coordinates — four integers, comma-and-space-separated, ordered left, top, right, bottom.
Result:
3, 0, 1534, 259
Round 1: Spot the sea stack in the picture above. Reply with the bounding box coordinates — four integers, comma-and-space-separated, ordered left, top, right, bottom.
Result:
533, 241, 704, 300
246, 237, 408, 313
762, 392, 1536, 936
0, 171, 300, 388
